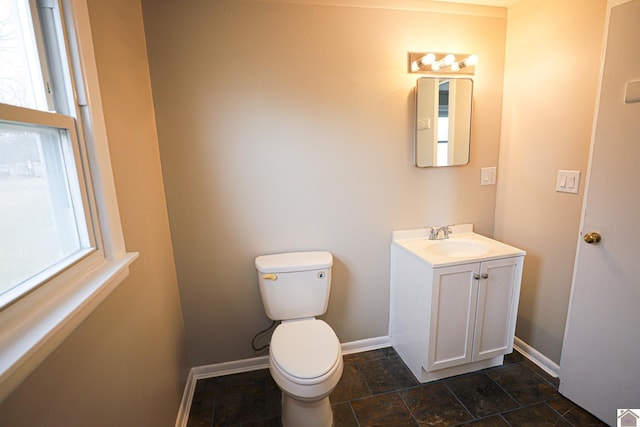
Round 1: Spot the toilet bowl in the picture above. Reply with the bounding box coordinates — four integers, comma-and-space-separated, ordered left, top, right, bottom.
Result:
269, 319, 343, 426
255, 251, 343, 427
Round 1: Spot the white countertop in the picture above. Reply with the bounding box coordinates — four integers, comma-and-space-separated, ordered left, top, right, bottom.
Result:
392, 225, 525, 267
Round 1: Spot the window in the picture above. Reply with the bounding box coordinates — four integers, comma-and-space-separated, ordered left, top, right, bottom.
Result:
0, 120, 94, 300
0, 0, 136, 402
0, 0, 96, 306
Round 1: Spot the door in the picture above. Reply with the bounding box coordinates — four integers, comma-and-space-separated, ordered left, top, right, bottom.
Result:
428, 263, 479, 371
559, 1, 640, 425
473, 257, 523, 362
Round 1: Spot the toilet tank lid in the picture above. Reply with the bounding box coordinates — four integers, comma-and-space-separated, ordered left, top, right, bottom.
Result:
255, 251, 333, 273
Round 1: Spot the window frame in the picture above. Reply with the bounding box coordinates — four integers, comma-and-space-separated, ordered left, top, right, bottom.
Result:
0, 0, 137, 403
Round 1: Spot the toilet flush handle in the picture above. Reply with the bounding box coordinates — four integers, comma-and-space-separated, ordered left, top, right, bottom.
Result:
261, 274, 278, 281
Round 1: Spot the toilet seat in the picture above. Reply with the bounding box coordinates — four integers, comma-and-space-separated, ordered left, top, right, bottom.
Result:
270, 319, 341, 383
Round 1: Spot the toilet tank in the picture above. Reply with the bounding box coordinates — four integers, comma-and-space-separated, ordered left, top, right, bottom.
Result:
255, 251, 333, 321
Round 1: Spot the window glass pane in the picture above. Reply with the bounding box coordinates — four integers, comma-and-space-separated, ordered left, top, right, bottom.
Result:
0, 120, 91, 296
0, 0, 50, 111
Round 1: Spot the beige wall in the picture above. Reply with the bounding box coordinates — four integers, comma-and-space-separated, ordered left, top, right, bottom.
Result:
0, 1, 189, 426
142, 0, 507, 365
494, 0, 606, 364
0, 0, 612, 423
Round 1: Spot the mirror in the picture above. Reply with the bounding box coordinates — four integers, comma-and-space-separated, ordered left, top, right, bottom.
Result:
415, 77, 473, 167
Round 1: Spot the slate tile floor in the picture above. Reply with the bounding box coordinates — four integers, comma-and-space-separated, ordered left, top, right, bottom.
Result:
187, 347, 606, 426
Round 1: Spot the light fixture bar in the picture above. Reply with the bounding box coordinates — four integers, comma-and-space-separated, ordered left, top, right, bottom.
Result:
408, 52, 478, 75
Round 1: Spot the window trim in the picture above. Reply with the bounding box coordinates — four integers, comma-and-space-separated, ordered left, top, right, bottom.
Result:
0, 0, 137, 403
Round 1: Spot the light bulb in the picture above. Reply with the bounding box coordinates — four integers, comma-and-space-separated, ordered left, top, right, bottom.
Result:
431, 62, 441, 71
443, 54, 456, 66
450, 62, 460, 72
419, 53, 436, 66
462, 54, 478, 67
411, 53, 436, 72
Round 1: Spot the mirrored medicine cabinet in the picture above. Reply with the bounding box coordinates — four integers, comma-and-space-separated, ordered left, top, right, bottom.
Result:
415, 77, 473, 167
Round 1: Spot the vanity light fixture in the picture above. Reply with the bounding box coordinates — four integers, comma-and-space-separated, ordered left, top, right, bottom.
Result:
409, 52, 478, 75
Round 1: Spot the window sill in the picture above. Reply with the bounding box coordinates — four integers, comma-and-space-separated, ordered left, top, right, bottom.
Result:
0, 252, 138, 403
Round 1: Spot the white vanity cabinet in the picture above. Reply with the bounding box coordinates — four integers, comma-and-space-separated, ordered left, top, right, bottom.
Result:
390, 226, 525, 383
427, 257, 523, 371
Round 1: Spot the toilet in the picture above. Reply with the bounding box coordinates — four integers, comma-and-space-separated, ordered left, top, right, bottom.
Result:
255, 251, 343, 427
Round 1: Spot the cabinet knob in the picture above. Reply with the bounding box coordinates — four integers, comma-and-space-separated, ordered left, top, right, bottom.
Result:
474, 274, 481, 280
481, 273, 489, 279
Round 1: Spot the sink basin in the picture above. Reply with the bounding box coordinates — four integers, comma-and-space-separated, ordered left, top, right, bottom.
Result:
426, 239, 490, 258
392, 226, 526, 267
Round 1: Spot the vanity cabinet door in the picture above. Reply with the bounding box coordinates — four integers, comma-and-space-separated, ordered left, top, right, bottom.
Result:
427, 263, 480, 371
472, 257, 523, 362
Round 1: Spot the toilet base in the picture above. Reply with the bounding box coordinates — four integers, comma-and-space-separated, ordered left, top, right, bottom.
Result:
281, 393, 333, 427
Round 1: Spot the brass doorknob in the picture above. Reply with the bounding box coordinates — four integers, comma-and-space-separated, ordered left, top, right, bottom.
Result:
583, 232, 602, 244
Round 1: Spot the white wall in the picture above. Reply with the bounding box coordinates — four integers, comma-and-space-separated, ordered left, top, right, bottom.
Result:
494, 0, 606, 364
142, 0, 508, 365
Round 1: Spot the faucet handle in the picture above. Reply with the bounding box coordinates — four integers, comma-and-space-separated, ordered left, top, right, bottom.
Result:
428, 227, 438, 240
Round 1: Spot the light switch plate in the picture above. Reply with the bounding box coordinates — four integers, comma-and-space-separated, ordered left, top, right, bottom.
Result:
481, 167, 497, 185
556, 170, 580, 194
626, 80, 640, 103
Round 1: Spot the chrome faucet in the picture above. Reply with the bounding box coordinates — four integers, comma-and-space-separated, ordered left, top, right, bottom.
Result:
429, 225, 453, 240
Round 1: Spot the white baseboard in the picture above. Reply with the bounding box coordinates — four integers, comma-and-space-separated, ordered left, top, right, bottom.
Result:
174, 335, 392, 427
340, 335, 392, 355
191, 355, 270, 379
174, 370, 196, 427
513, 336, 560, 378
